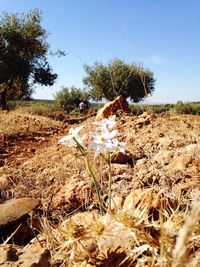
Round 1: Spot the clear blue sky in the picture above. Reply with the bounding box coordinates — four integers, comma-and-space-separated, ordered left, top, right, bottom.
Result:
1, 0, 200, 103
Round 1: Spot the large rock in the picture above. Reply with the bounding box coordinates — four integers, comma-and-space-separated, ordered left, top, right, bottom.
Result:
96, 95, 129, 120
0, 198, 40, 228
0, 198, 40, 244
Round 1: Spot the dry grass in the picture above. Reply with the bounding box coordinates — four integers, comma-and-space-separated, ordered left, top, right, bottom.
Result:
0, 110, 64, 140
0, 111, 200, 266
172, 200, 200, 267
40, 190, 200, 267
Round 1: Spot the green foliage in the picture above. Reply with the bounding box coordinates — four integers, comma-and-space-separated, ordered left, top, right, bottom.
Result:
54, 86, 90, 112
130, 102, 200, 115
173, 101, 200, 115
83, 58, 155, 102
0, 9, 57, 109
7, 100, 58, 115
20, 102, 58, 116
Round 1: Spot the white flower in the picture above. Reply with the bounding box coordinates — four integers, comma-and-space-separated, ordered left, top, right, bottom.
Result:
89, 128, 120, 154
58, 125, 86, 147
106, 138, 126, 154
93, 115, 116, 131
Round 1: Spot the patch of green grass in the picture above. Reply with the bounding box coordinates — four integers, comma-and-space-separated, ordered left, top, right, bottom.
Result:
130, 102, 200, 115
173, 101, 200, 115
8, 100, 60, 116
7, 100, 200, 117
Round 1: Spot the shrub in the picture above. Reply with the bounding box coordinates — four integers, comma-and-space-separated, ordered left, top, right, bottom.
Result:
174, 102, 200, 115
129, 102, 200, 116
54, 86, 90, 113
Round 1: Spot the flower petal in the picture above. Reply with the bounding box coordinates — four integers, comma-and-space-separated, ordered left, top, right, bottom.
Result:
69, 125, 85, 136
58, 135, 72, 144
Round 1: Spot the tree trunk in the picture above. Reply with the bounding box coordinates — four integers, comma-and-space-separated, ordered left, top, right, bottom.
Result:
0, 77, 14, 110
0, 89, 8, 110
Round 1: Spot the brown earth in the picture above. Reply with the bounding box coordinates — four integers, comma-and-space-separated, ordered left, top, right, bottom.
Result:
1, 111, 199, 215
0, 131, 62, 167
0, 111, 94, 167
0, 110, 200, 266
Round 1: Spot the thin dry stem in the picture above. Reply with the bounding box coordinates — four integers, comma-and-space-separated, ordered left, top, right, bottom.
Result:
172, 201, 200, 267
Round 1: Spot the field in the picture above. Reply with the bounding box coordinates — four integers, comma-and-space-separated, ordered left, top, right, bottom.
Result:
0, 106, 200, 266
7, 100, 200, 116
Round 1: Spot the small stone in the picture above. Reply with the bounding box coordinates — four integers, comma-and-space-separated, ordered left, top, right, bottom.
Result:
19, 245, 50, 267
153, 150, 174, 166
111, 164, 130, 175
27, 148, 36, 153
157, 137, 173, 149
0, 243, 50, 267
0, 174, 10, 189
0, 244, 19, 264
123, 189, 144, 211
112, 151, 134, 165
6, 246, 18, 261
110, 196, 124, 211
167, 154, 193, 173
183, 144, 200, 159
0, 160, 5, 167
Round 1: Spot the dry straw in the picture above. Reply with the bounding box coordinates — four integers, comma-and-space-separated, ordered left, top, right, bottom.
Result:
172, 200, 200, 267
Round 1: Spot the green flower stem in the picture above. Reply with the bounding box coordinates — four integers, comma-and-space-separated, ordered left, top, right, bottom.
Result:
107, 153, 112, 211
84, 155, 105, 215
73, 137, 86, 156
72, 137, 104, 215
73, 137, 104, 215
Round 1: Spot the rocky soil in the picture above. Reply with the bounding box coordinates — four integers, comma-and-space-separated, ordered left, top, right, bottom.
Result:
0, 110, 200, 266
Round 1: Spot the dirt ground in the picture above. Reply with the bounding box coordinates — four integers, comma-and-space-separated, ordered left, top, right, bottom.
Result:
0, 111, 200, 266
0, 111, 199, 209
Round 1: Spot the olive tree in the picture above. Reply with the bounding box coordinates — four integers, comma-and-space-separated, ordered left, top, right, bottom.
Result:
0, 9, 58, 109
83, 58, 155, 102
